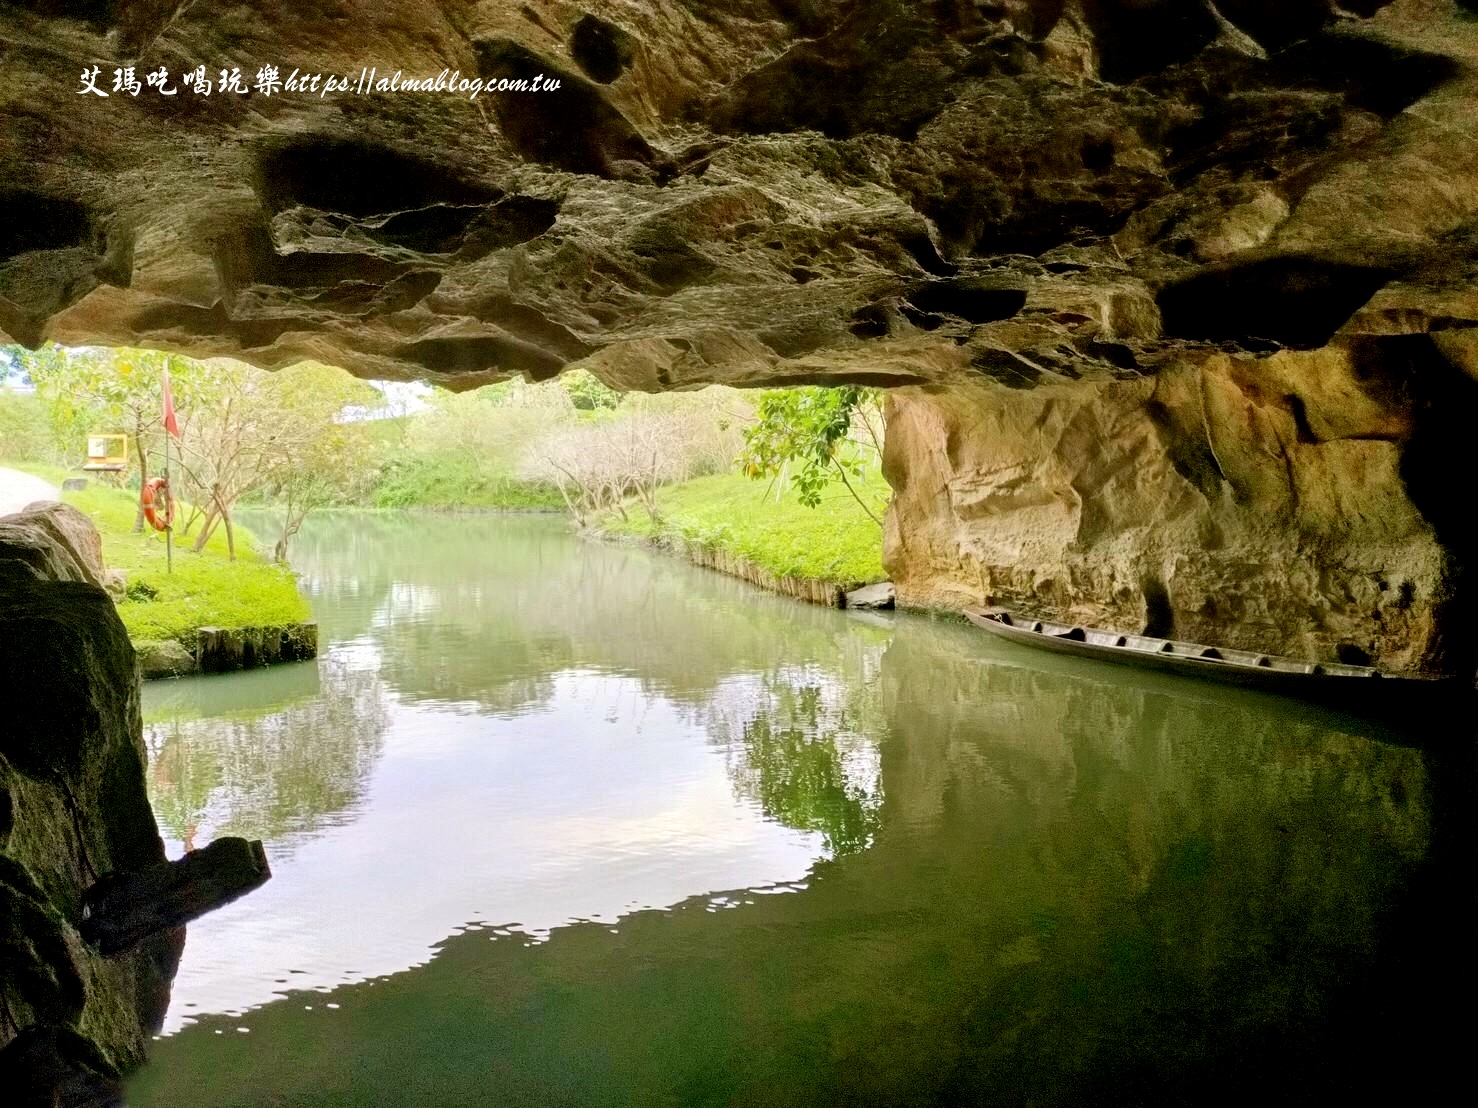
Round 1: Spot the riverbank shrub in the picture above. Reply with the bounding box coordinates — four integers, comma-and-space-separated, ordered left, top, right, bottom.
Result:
521, 390, 748, 523
370, 454, 565, 510
356, 380, 571, 511
599, 470, 888, 585
0, 391, 59, 465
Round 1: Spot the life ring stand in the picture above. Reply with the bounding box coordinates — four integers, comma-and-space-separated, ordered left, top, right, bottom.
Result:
141, 477, 175, 531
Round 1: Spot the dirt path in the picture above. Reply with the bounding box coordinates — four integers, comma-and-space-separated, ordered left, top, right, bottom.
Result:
0, 466, 60, 516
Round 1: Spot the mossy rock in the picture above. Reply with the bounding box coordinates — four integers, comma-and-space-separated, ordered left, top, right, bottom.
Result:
1, 517, 180, 1081
134, 639, 196, 680
0, 856, 86, 1027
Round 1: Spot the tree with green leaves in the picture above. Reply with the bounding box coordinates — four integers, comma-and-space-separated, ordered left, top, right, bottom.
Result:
16, 344, 201, 530
558, 368, 621, 411
173, 359, 377, 560
738, 386, 886, 524
255, 362, 379, 562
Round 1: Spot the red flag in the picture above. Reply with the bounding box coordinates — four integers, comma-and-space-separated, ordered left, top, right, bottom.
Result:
162, 367, 181, 439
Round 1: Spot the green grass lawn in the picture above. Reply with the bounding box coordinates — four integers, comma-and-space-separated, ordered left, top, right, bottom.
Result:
601, 470, 889, 585
15, 466, 310, 646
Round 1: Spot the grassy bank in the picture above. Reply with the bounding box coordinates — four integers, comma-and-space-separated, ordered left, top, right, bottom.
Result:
598, 471, 888, 589
15, 466, 311, 647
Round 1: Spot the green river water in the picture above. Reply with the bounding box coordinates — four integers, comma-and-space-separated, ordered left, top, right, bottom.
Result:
126, 512, 1473, 1106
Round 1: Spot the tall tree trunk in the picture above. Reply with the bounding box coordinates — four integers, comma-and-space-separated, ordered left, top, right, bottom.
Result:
179, 502, 203, 537
274, 506, 305, 564
192, 507, 219, 552
274, 490, 294, 564
554, 482, 583, 526
214, 486, 236, 561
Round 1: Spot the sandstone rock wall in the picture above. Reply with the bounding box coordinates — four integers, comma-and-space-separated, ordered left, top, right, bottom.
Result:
0, 507, 180, 1098
884, 334, 1476, 673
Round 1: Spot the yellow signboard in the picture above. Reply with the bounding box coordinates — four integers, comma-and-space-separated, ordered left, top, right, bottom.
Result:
83, 433, 128, 472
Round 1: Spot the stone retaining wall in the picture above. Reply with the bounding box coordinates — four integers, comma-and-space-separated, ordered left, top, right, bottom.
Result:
643, 534, 850, 607
135, 622, 318, 680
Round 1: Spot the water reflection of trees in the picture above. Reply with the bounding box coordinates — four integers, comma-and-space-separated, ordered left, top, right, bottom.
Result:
260, 512, 906, 858
144, 659, 390, 847
281, 512, 896, 716
282, 513, 905, 855
708, 663, 886, 858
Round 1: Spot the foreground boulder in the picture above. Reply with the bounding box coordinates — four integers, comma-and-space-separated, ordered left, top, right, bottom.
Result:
0, 502, 107, 589
0, 566, 177, 1097
0, 506, 268, 1102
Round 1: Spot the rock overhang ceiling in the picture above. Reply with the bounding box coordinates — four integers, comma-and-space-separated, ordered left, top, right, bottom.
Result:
1, 0, 1475, 395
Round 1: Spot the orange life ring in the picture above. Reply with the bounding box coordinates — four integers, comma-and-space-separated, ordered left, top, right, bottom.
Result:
141, 477, 175, 531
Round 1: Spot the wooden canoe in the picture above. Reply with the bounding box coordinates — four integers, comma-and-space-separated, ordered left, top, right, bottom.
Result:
962, 606, 1456, 700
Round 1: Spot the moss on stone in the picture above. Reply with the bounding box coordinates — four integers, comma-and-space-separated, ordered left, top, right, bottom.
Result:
1, 517, 181, 1088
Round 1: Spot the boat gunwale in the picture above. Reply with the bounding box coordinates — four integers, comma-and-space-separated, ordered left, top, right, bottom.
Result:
962, 606, 1449, 685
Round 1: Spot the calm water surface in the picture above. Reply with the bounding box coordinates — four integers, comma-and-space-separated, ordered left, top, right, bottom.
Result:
128, 513, 1473, 1105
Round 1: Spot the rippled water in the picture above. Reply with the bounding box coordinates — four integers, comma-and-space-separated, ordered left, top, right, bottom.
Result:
127, 512, 1473, 1105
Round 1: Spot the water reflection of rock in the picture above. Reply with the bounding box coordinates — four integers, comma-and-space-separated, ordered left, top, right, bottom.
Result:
849, 620, 1433, 1101
144, 660, 389, 851
134, 607, 1441, 1105
141, 661, 321, 721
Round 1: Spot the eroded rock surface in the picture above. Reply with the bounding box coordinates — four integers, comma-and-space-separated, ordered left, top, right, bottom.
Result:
5, 1, 1478, 670
885, 339, 1473, 672
0, 502, 107, 589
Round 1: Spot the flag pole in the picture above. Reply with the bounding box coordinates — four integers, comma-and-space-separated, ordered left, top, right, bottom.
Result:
162, 364, 178, 575
164, 429, 173, 574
